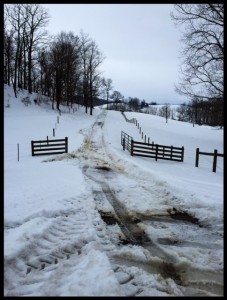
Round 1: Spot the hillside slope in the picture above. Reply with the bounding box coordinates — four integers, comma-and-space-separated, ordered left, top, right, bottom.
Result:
4, 85, 223, 296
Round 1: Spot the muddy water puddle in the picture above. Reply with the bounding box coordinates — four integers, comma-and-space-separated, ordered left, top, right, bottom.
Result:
95, 166, 112, 172
167, 207, 200, 225
98, 211, 118, 225
83, 164, 223, 296
112, 255, 182, 285
112, 255, 223, 296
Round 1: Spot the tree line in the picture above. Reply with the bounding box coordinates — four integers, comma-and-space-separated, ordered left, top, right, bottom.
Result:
4, 4, 223, 126
144, 100, 223, 128
4, 4, 113, 115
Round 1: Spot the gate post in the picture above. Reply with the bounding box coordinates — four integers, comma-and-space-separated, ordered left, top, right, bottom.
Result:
65, 137, 68, 153
131, 140, 134, 156
213, 149, 218, 172
195, 148, 199, 167
31, 141, 34, 156
181, 146, 184, 162
155, 144, 158, 161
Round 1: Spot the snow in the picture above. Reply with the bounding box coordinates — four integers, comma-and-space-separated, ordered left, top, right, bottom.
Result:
4, 84, 223, 296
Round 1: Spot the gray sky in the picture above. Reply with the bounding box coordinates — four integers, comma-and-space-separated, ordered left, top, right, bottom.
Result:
42, 4, 188, 104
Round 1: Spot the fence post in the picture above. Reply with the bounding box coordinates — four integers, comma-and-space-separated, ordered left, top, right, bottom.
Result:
123, 138, 125, 151
155, 144, 158, 161
53, 128, 55, 137
57, 116, 59, 123
131, 140, 134, 156
195, 148, 199, 167
181, 146, 184, 162
213, 149, 218, 172
170, 145, 173, 160
140, 127, 141, 134
17, 144, 19, 162
137, 123, 139, 129
65, 137, 68, 153
144, 135, 146, 143
136, 120, 137, 126
142, 132, 143, 139
148, 137, 150, 144
31, 141, 34, 156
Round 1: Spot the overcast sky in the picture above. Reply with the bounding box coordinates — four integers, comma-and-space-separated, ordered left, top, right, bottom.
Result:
42, 4, 188, 104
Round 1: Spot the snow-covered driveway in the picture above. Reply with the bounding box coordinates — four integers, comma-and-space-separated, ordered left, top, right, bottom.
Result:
75, 109, 223, 296
4, 108, 223, 296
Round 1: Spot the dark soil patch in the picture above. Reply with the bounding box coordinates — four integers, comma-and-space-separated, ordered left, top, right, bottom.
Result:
118, 237, 131, 245
99, 211, 118, 225
157, 237, 179, 245
95, 166, 112, 171
167, 207, 200, 225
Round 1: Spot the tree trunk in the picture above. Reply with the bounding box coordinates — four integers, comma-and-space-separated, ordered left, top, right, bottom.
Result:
89, 80, 93, 115
28, 47, 32, 94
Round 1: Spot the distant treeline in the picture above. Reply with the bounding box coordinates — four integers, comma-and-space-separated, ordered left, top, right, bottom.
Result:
4, 4, 223, 127
107, 99, 223, 128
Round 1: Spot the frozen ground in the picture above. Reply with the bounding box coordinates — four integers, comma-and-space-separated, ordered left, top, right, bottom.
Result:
4, 85, 223, 296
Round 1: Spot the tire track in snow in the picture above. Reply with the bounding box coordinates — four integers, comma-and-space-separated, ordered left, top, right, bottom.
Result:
78, 109, 223, 296
5, 109, 222, 296
4, 205, 96, 296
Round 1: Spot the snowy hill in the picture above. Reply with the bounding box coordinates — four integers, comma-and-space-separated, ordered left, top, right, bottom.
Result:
4, 84, 223, 296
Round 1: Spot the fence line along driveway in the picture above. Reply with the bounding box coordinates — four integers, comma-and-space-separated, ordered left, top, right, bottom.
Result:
121, 131, 184, 162
31, 137, 68, 156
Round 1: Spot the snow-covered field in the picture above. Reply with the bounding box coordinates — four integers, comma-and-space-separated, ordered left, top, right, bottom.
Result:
4, 84, 223, 296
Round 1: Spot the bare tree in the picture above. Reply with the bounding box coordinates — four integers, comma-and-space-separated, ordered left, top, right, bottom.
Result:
4, 4, 49, 96
188, 97, 223, 127
4, 29, 14, 86
171, 4, 224, 101
128, 97, 140, 112
79, 31, 105, 115
158, 104, 171, 123
49, 32, 68, 110
88, 40, 105, 115
176, 103, 190, 122
102, 77, 113, 110
110, 91, 124, 111
5, 4, 27, 97
23, 4, 49, 94
79, 31, 91, 114
48, 31, 84, 110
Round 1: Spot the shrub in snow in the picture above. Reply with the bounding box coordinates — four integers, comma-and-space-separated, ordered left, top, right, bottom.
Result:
21, 97, 31, 106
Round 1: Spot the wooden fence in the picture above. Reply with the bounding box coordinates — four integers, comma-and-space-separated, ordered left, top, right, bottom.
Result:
121, 131, 184, 162
132, 141, 184, 162
31, 137, 68, 156
195, 148, 223, 172
121, 131, 133, 153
